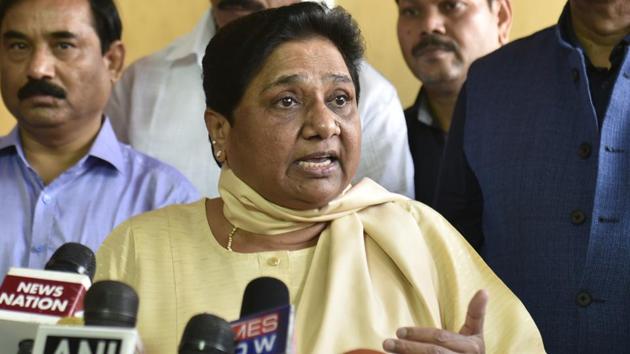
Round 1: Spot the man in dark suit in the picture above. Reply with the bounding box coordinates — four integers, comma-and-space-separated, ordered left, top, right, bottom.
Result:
436, 0, 630, 352
395, 0, 512, 205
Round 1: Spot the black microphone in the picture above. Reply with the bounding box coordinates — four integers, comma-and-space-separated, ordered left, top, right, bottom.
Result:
0, 243, 95, 353
44, 242, 96, 281
240, 277, 289, 318
84, 280, 139, 327
16, 339, 33, 354
178, 313, 234, 354
232, 277, 294, 354
30, 280, 142, 353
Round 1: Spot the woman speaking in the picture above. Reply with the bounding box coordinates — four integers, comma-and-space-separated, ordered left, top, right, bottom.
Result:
96, 3, 545, 353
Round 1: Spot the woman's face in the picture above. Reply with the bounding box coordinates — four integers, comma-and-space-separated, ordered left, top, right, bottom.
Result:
225, 36, 361, 210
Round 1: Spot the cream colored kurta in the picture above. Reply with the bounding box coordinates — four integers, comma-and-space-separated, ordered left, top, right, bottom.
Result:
96, 171, 545, 354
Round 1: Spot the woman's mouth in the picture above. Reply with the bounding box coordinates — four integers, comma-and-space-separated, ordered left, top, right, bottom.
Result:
298, 157, 333, 169
296, 153, 338, 175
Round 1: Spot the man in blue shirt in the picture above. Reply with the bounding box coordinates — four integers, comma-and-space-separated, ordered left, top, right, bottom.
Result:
436, 0, 630, 352
0, 0, 199, 276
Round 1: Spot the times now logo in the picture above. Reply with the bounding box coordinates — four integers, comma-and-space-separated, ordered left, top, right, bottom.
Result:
230, 305, 295, 354
0, 268, 90, 321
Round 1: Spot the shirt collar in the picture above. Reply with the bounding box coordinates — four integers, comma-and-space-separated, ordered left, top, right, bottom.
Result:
416, 89, 437, 127
87, 117, 125, 173
0, 126, 27, 164
0, 117, 125, 173
165, 8, 215, 67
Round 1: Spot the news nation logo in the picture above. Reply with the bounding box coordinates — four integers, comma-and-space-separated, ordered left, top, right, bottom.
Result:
42, 336, 122, 354
0, 268, 90, 320
230, 304, 295, 354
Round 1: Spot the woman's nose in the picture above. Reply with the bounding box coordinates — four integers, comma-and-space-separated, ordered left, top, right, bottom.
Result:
303, 101, 341, 139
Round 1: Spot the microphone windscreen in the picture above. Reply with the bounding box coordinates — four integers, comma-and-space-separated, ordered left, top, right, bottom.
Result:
179, 313, 234, 354
239, 277, 289, 318
44, 242, 96, 281
84, 280, 138, 328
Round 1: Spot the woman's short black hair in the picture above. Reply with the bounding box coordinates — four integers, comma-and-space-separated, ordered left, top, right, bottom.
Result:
0, 0, 122, 54
202, 2, 365, 123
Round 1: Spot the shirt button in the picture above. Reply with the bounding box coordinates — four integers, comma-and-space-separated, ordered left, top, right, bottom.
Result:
267, 257, 280, 267
578, 143, 592, 159
31, 245, 45, 253
570, 210, 586, 225
41, 194, 51, 204
576, 291, 592, 307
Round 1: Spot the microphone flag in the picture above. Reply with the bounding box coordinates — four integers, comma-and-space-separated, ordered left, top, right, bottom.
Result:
230, 304, 295, 354
0, 267, 91, 323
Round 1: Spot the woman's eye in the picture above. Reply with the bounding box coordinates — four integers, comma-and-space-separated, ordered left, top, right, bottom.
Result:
333, 95, 349, 107
278, 96, 297, 108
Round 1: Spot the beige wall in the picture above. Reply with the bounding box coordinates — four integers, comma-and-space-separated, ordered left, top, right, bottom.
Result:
0, 0, 566, 135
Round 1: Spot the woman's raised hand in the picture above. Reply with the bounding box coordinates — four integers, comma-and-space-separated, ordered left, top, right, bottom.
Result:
382, 290, 488, 354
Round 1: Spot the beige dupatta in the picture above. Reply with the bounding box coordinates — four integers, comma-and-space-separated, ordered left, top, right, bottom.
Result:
219, 168, 545, 353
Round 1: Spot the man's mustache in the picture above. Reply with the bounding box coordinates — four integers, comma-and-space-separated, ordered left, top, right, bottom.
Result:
17, 79, 67, 101
412, 35, 459, 57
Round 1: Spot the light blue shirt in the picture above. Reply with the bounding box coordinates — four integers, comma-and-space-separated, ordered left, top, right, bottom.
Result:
0, 118, 200, 276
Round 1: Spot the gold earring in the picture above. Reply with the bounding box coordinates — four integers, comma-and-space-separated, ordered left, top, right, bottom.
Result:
216, 150, 223, 158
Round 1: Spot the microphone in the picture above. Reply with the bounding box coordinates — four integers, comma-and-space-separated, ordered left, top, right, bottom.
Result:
239, 277, 289, 318
230, 277, 295, 354
0, 243, 95, 352
44, 242, 96, 280
31, 280, 143, 354
84, 280, 138, 328
179, 313, 234, 354
17, 339, 34, 354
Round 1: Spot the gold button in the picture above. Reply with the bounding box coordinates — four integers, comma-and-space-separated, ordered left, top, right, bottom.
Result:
267, 257, 280, 266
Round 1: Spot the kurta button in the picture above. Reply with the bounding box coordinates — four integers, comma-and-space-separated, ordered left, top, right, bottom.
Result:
267, 257, 280, 266
578, 143, 592, 159
570, 210, 586, 225
572, 68, 580, 83
576, 291, 592, 307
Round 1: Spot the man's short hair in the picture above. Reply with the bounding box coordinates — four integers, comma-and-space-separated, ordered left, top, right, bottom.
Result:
202, 2, 365, 123
0, 0, 122, 54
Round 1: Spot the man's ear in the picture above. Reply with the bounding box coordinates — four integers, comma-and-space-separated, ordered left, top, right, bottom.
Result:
103, 40, 125, 82
205, 108, 232, 165
494, 0, 513, 46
